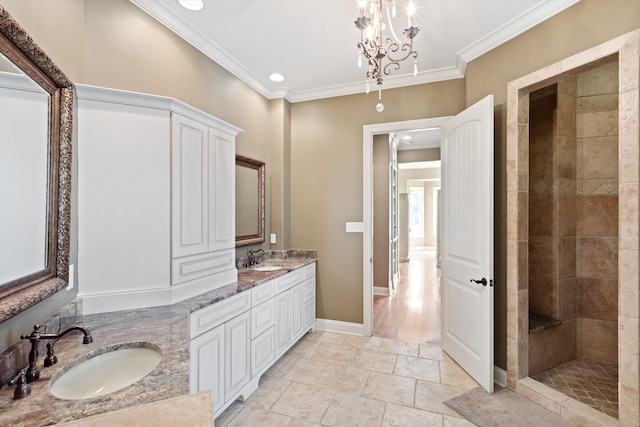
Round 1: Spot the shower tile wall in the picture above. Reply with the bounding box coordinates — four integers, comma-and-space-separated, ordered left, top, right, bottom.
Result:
575, 61, 619, 363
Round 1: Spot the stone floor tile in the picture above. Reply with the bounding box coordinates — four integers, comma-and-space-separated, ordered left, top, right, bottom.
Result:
321, 392, 386, 426
214, 401, 244, 426
382, 402, 444, 427
313, 343, 358, 365
362, 372, 416, 406
351, 348, 397, 374
343, 335, 383, 350
270, 382, 335, 423
317, 363, 370, 395
244, 376, 291, 410
414, 380, 469, 417
443, 414, 477, 427
419, 344, 454, 363
226, 405, 292, 426
308, 331, 347, 345
394, 355, 441, 382
290, 339, 322, 358
263, 354, 291, 377
439, 361, 479, 390
276, 355, 329, 385
379, 338, 420, 357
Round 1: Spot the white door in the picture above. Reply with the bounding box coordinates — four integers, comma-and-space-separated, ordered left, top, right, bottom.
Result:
441, 95, 494, 393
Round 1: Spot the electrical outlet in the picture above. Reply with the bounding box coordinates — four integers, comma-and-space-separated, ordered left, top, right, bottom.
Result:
66, 264, 75, 291
346, 222, 364, 233
270, 233, 277, 244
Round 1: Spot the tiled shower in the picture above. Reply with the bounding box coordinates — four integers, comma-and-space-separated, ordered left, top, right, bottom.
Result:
527, 61, 619, 418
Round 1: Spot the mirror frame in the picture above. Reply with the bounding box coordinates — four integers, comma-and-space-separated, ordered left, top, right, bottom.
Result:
235, 154, 265, 247
0, 6, 74, 321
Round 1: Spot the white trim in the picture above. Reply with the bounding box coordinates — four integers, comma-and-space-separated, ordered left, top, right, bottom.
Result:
363, 117, 451, 336
79, 268, 238, 315
458, 0, 580, 64
494, 366, 507, 388
315, 319, 365, 336
373, 286, 390, 296
75, 84, 242, 136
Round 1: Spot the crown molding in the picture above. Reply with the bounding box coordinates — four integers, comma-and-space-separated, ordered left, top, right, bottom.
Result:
130, 0, 580, 103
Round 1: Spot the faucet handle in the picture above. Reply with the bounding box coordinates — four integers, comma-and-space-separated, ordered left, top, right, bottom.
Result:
44, 342, 58, 367
9, 369, 31, 400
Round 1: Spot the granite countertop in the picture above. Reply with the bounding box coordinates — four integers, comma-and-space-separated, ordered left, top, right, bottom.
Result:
0, 252, 316, 426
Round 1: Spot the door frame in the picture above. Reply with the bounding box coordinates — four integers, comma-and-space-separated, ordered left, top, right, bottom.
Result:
363, 117, 451, 336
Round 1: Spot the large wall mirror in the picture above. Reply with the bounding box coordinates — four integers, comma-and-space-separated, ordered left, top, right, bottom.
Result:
0, 6, 74, 322
235, 155, 265, 247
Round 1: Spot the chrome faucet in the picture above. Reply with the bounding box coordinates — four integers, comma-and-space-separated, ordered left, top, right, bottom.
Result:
21, 324, 93, 383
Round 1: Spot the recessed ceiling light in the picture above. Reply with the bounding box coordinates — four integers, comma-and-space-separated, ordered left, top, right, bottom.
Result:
269, 73, 285, 82
178, 0, 203, 11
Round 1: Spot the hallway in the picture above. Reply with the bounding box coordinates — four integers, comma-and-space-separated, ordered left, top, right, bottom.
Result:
373, 249, 441, 343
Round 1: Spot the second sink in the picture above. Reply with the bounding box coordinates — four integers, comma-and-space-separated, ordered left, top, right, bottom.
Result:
49, 342, 161, 400
253, 265, 284, 271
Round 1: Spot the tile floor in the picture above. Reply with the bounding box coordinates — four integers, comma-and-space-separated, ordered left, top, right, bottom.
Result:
215, 331, 479, 426
531, 358, 619, 419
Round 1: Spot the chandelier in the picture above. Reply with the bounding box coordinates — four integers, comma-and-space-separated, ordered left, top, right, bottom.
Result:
355, 0, 419, 112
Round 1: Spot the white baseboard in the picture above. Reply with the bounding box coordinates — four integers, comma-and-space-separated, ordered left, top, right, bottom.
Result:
494, 366, 507, 388
315, 318, 364, 336
373, 286, 389, 296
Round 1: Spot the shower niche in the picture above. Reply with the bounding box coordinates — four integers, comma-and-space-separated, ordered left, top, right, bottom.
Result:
506, 29, 640, 427
527, 61, 619, 418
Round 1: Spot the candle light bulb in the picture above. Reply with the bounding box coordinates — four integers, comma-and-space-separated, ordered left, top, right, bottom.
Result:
358, 54, 362, 68
413, 59, 418, 76
366, 81, 370, 94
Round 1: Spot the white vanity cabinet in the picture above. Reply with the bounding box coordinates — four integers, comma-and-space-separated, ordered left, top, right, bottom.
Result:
76, 85, 241, 314
189, 262, 316, 419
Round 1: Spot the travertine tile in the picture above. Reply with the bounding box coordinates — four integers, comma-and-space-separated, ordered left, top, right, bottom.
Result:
313, 343, 358, 365
619, 249, 640, 318
576, 236, 618, 278
351, 348, 397, 374
276, 355, 329, 385
244, 376, 290, 411
317, 363, 369, 395
439, 362, 479, 390
379, 338, 420, 357
226, 405, 292, 427
270, 382, 335, 423
290, 339, 321, 358
576, 195, 618, 236
576, 278, 618, 321
342, 335, 382, 350
215, 401, 244, 427
414, 380, 468, 417
321, 392, 385, 427
382, 403, 443, 427
362, 372, 416, 406
419, 343, 453, 362
443, 414, 476, 427
263, 354, 290, 377
577, 318, 617, 362
304, 331, 347, 345
394, 355, 440, 382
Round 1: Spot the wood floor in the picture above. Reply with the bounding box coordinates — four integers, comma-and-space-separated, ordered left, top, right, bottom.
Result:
373, 249, 441, 343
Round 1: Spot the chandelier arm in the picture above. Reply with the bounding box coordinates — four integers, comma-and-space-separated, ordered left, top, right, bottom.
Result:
386, 3, 402, 45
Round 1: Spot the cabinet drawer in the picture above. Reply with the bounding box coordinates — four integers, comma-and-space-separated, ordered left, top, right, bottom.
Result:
304, 262, 316, 278
302, 277, 315, 302
251, 299, 275, 340
172, 248, 235, 285
251, 279, 275, 307
251, 326, 275, 377
303, 297, 316, 330
190, 291, 251, 338
275, 268, 304, 293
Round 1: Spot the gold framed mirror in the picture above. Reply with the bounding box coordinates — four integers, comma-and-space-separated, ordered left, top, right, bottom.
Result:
0, 6, 74, 321
235, 154, 265, 247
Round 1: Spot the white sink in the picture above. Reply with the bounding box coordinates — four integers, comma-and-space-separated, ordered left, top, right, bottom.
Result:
49, 343, 161, 400
253, 265, 284, 271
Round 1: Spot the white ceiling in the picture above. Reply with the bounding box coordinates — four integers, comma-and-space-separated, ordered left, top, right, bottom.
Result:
130, 0, 579, 103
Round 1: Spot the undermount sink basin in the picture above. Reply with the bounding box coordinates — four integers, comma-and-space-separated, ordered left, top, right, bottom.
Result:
49, 342, 161, 400
253, 265, 284, 271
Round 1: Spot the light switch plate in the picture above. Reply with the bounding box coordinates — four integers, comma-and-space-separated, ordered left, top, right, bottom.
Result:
270, 233, 277, 243
346, 222, 364, 233
66, 264, 75, 291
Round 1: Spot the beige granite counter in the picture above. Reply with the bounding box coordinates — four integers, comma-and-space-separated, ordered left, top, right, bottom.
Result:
0, 251, 316, 426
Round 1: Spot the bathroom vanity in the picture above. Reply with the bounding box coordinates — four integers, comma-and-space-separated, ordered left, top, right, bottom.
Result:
0, 254, 316, 426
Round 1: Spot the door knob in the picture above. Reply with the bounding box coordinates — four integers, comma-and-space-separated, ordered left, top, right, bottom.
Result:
470, 278, 492, 287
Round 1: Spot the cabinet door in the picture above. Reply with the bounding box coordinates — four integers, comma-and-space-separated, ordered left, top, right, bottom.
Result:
251, 326, 275, 377
171, 113, 209, 258
303, 297, 316, 330
208, 130, 235, 252
274, 290, 292, 356
225, 310, 251, 401
291, 283, 304, 340
190, 324, 224, 415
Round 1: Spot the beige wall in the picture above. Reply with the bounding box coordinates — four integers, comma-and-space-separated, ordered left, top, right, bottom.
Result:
290, 81, 464, 323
